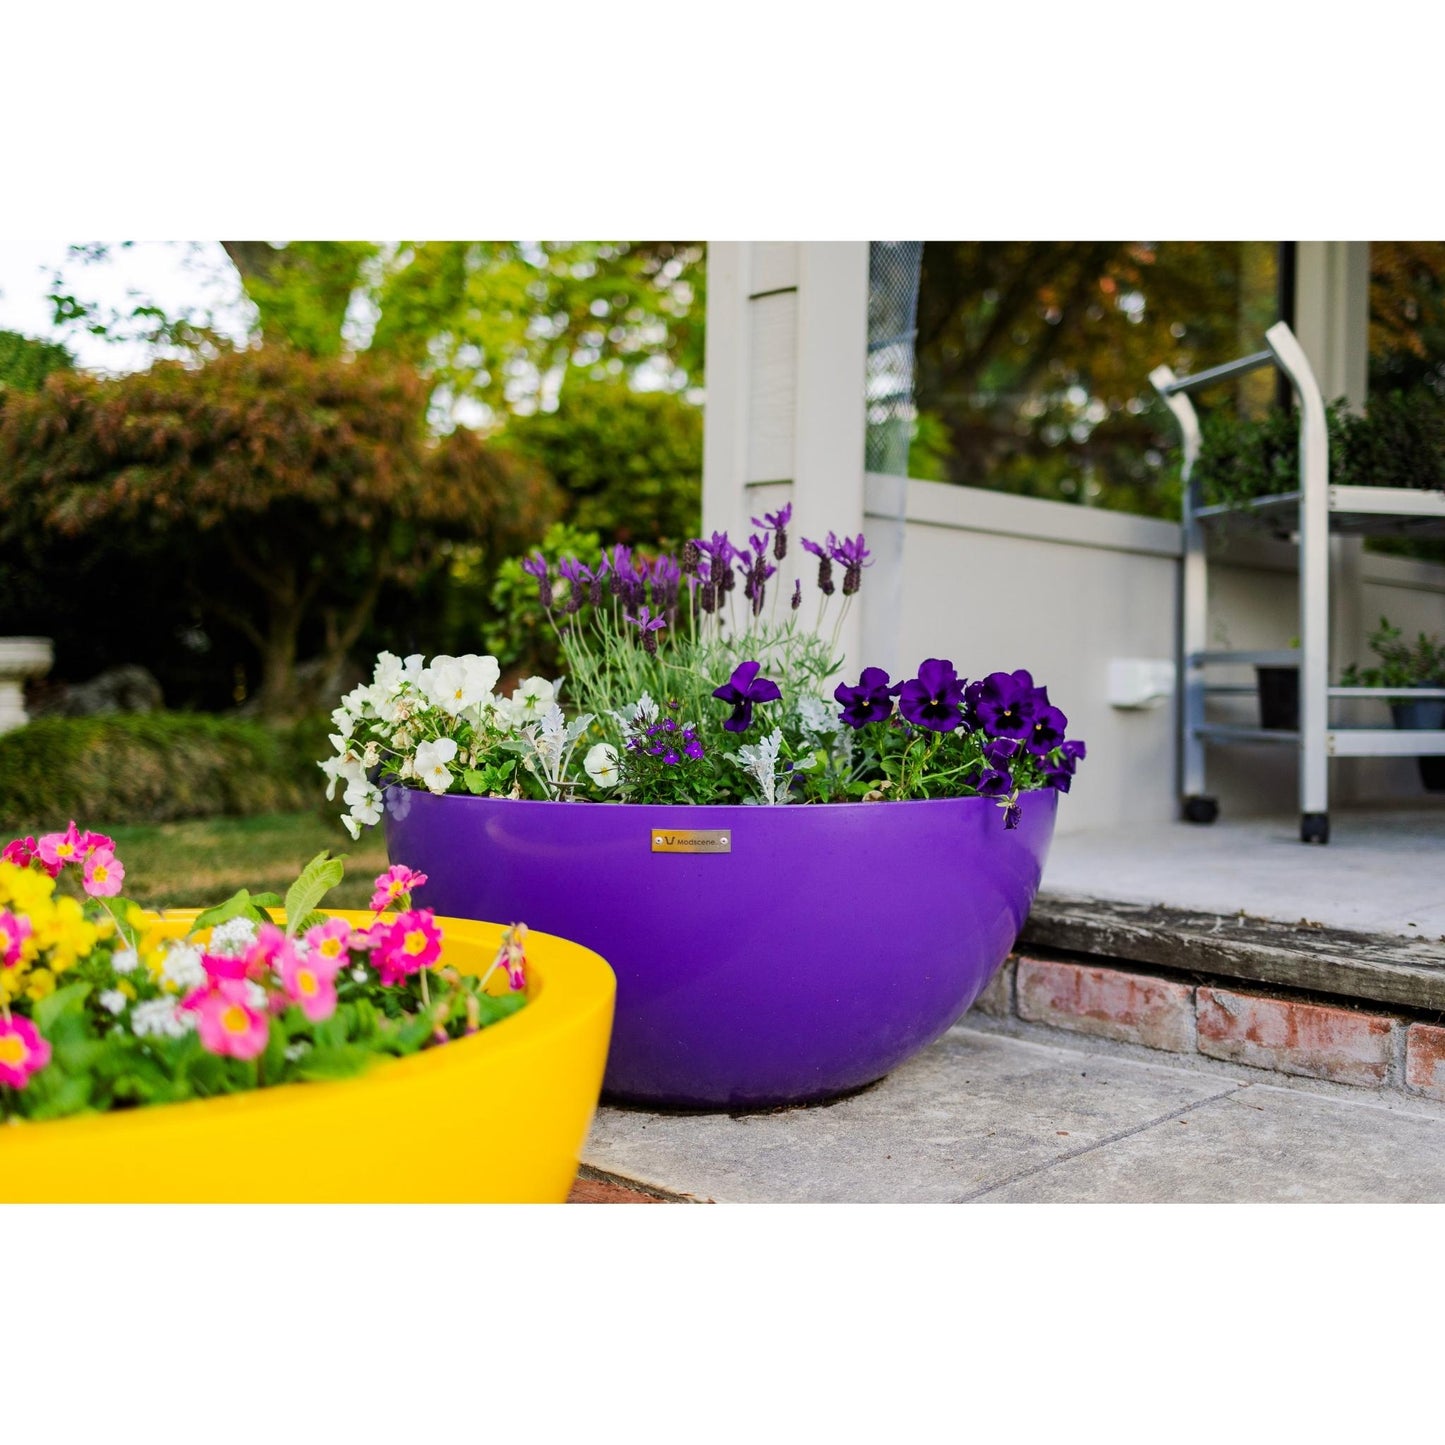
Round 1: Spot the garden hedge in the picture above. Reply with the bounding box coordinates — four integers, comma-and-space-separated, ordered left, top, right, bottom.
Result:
0, 713, 331, 835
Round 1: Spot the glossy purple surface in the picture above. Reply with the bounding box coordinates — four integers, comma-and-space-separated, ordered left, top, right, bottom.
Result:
384, 789, 1057, 1110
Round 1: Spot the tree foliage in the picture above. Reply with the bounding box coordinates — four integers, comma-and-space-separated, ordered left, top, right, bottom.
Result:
0, 329, 73, 395
500, 378, 702, 544
0, 349, 557, 717
218, 240, 706, 419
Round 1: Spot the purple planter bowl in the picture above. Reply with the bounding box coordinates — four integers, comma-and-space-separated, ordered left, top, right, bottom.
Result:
383, 789, 1057, 1111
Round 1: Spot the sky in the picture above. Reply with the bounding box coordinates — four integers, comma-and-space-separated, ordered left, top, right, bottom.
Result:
0, 241, 254, 373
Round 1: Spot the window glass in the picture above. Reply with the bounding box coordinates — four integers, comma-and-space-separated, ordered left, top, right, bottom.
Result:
910, 242, 1283, 518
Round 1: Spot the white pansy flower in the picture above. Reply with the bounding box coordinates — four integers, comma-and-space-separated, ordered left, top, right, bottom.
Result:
506, 675, 558, 725
330, 706, 355, 739
584, 743, 619, 788
111, 946, 139, 975
414, 737, 459, 795
423, 654, 501, 717
320, 752, 366, 802
98, 989, 127, 1015
373, 650, 405, 692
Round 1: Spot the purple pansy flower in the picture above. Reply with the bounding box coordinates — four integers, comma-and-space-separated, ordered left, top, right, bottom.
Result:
897, 658, 967, 733
983, 736, 1021, 769
971, 767, 1013, 797
972, 669, 1040, 739
1024, 703, 1069, 757
712, 660, 782, 733
834, 667, 900, 729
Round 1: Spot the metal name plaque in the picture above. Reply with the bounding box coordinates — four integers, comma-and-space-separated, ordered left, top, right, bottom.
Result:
650, 828, 731, 855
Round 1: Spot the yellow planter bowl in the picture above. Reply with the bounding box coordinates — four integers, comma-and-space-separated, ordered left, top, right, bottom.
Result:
0, 910, 616, 1203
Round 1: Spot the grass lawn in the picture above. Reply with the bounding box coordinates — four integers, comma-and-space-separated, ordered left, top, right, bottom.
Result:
108, 812, 390, 912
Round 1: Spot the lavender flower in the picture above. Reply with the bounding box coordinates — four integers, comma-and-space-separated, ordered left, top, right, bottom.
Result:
751, 503, 792, 560
625, 605, 668, 657
607, 544, 632, 596
897, 659, 966, 732
557, 557, 593, 615
521, 552, 553, 609
834, 667, 899, 729
712, 660, 782, 733
791, 579, 802, 611
801, 536, 834, 596
828, 533, 871, 596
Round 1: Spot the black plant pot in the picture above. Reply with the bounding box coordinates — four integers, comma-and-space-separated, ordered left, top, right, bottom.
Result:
1390, 698, 1445, 793
1256, 666, 1299, 731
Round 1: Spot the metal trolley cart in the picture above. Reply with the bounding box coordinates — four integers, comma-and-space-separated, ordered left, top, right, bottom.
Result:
1151, 320, 1445, 844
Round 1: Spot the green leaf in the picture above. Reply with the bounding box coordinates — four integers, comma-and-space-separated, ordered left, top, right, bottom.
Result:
34, 980, 91, 1033
190, 888, 272, 936
26, 1072, 93, 1121
283, 851, 347, 937
291, 910, 332, 937
462, 769, 490, 795
297, 1045, 374, 1082
249, 892, 285, 909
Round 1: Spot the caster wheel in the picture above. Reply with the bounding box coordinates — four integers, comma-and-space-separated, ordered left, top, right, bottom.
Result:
1300, 812, 1329, 845
1183, 795, 1219, 824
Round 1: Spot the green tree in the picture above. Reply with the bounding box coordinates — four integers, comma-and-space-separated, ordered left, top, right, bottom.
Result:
0, 329, 73, 395
216, 241, 707, 419
0, 349, 557, 718
501, 378, 702, 544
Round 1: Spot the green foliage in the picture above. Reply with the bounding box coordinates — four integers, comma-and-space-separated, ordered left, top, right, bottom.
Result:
0, 714, 326, 835
485, 522, 603, 679
501, 380, 702, 544
282, 851, 347, 936
1192, 388, 1445, 513
0, 329, 73, 395
1341, 618, 1445, 689
0, 348, 556, 717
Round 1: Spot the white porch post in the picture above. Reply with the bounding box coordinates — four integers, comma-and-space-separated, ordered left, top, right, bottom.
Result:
701, 241, 871, 669
1293, 242, 1371, 803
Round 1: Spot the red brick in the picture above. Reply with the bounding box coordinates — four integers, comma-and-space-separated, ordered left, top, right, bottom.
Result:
972, 957, 1016, 1018
1015, 957, 1194, 1053
566, 1176, 668, 1203
1196, 987, 1395, 1086
1404, 1024, 1445, 1101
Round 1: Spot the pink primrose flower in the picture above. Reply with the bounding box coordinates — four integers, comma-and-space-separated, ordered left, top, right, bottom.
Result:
244, 923, 298, 980
80, 831, 114, 859
370, 865, 428, 914
280, 948, 342, 1022
37, 821, 88, 873
0, 910, 32, 969
0, 1014, 52, 1089
1, 837, 39, 869
303, 917, 353, 966
370, 909, 443, 986
189, 979, 270, 1061
493, 923, 528, 991
82, 848, 125, 898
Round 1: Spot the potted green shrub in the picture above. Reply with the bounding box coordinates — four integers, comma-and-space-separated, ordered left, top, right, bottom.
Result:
1341, 618, 1445, 792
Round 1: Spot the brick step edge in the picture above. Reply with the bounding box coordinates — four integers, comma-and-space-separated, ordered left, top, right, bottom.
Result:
975, 953, 1445, 1100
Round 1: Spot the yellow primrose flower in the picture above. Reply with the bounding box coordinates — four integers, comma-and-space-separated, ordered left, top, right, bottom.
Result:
0, 859, 57, 915
25, 967, 55, 1002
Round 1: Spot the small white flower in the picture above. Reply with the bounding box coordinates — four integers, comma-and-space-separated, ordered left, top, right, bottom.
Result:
344, 779, 384, 828
132, 998, 196, 1039
284, 1042, 311, 1062
330, 706, 355, 739
244, 980, 268, 1010
160, 941, 208, 993
111, 946, 139, 975
413, 737, 459, 795
98, 989, 127, 1015
351, 966, 368, 983
207, 919, 257, 957
584, 742, 619, 788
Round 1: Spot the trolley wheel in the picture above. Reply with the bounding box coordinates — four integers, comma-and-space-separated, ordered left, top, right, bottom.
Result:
1300, 812, 1330, 845
1182, 795, 1219, 825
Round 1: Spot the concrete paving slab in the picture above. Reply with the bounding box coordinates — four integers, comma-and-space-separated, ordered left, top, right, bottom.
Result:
1043, 806, 1445, 940
583, 1028, 1237, 1203
983, 1083, 1445, 1203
